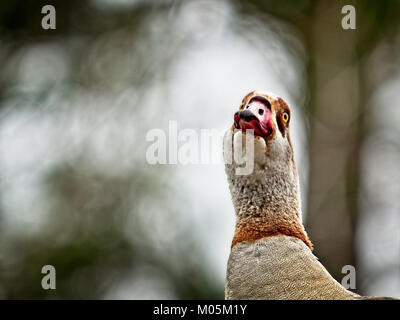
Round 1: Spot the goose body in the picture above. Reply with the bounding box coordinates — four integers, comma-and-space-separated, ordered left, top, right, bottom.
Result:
226, 236, 358, 300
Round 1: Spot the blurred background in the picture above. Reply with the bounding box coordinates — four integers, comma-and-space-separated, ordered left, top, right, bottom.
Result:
0, 0, 399, 299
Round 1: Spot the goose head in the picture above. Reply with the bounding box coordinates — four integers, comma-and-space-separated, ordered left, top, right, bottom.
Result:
225, 91, 297, 174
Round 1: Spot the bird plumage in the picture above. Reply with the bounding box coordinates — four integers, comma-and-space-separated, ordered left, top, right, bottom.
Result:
226, 236, 358, 300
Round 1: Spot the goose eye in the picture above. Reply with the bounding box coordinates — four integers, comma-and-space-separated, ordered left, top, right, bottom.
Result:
239, 105, 244, 110
282, 112, 289, 123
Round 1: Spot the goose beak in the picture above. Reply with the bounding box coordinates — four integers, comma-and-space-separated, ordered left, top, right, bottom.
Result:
234, 96, 273, 137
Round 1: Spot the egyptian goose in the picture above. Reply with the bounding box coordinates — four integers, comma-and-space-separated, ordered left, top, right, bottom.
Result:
223, 92, 391, 300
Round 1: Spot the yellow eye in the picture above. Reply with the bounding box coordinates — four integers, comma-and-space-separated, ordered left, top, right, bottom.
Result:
239, 104, 244, 110
282, 112, 289, 123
